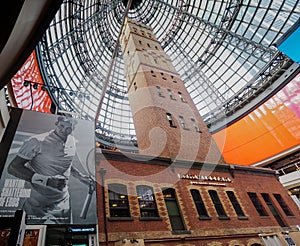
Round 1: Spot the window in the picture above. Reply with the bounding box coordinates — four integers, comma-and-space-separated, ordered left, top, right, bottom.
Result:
108, 184, 130, 217
208, 190, 228, 218
167, 89, 175, 100
179, 116, 188, 129
166, 113, 176, 127
139, 40, 142, 45
190, 189, 210, 219
151, 70, 156, 77
190, 118, 200, 132
156, 86, 163, 97
171, 75, 177, 83
136, 185, 159, 218
178, 92, 186, 103
273, 194, 293, 216
226, 191, 245, 217
160, 72, 166, 80
162, 188, 185, 231
134, 82, 137, 90
261, 193, 287, 227
247, 192, 268, 216
147, 43, 150, 47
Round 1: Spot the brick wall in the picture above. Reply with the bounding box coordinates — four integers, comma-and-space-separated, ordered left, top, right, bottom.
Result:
95, 150, 300, 245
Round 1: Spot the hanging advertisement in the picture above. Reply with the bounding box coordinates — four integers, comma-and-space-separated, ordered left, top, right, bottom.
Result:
0, 109, 97, 225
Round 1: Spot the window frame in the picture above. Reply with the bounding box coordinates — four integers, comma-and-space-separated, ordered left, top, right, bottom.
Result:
166, 113, 176, 128
226, 191, 247, 219
136, 185, 161, 220
273, 194, 294, 216
208, 190, 229, 219
162, 187, 187, 232
190, 189, 211, 220
247, 192, 268, 216
108, 183, 132, 219
178, 115, 189, 130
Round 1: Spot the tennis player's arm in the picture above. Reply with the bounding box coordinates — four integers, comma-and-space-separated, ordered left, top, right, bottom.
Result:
8, 156, 66, 190
7, 156, 34, 181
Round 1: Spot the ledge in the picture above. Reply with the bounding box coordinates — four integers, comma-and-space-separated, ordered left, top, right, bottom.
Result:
218, 216, 230, 220
172, 230, 191, 235
108, 217, 134, 221
139, 217, 163, 221
199, 216, 212, 220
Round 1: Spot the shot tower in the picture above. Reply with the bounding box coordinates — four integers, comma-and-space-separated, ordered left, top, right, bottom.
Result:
120, 18, 225, 163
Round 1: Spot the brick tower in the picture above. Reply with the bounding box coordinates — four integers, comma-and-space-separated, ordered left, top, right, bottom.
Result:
120, 18, 225, 164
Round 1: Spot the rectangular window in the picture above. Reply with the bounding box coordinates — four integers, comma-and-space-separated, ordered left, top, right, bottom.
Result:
190, 118, 200, 132
208, 190, 228, 219
191, 189, 210, 219
166, 113, 176, 128
261, 193, 287, 227
156, 86, 164, 97
273, 194, 293, 216
179, 116, 188, 129
162, 188, 185, 231
226, 191, 245, 217
167, 89, 175, 100
247, 192, 268, 216
178, 92, 186, 102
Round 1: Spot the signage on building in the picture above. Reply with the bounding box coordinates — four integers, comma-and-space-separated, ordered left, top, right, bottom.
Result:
67, 226, 96, 234
178, 173, 232, 186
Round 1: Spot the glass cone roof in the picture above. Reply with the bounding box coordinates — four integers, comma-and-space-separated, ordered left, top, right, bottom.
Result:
37, 0, 300, 149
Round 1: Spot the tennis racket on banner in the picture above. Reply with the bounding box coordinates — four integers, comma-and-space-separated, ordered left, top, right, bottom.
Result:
80, 148, 97, 219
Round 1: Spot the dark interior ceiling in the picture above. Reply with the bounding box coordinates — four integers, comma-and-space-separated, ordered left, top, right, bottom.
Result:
0, 0, 63, 89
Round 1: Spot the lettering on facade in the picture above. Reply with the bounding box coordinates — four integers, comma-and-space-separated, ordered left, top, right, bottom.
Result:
178, 173, 232, 186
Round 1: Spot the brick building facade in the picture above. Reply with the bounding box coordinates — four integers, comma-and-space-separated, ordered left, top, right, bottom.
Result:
96, 150, 300, 245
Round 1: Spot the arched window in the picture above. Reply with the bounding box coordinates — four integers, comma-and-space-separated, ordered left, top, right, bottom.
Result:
108, 183, 130, 217
190, 189, 210, 219
208, 190, 228, 219
136, 185, 159, 218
